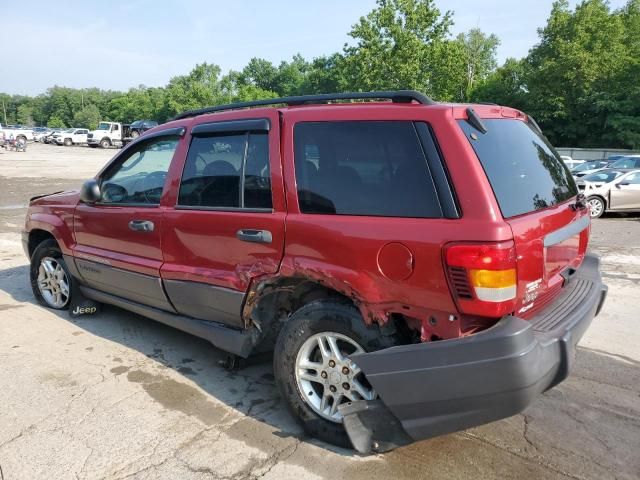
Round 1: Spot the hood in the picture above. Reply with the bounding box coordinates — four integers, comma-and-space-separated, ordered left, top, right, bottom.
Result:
29, 189, 80, 206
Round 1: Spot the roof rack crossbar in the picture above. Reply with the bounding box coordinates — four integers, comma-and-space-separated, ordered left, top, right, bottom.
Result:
171, 90, 435, 121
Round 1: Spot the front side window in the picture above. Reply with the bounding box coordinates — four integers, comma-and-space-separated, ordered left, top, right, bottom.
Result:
100, 137, 179, 205
178, 132, 271, 209
294, 121, 442, 218
623, 172, 640, 184
583, 171, 622, 183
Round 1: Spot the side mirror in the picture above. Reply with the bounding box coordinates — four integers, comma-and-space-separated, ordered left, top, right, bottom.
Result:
617, 182, 630, 188
80, 179, 101, 203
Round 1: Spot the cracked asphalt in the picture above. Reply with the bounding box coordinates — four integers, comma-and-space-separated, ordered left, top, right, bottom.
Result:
1, 144, 639, 479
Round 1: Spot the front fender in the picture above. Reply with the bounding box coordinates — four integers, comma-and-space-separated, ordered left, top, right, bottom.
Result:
27, 212, 75, 255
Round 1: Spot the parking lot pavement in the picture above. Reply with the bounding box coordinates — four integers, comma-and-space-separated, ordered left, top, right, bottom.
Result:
1, 144, 639, 479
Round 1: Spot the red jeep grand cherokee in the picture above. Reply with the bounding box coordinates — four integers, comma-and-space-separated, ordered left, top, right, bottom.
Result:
23, 91, 607, 453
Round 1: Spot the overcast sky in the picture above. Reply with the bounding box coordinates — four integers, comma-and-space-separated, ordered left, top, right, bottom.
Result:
1, 0, 628, 95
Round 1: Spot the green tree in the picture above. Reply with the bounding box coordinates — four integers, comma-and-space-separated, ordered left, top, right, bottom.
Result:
457, 28, 500, 101
72, 104, 102, 129
47, 116, 66, 128
471, 57, 529, 109
164, 63, 224, 116
339, 0, 465, 100
525, 0, 630, 146
16, 104, 34, 126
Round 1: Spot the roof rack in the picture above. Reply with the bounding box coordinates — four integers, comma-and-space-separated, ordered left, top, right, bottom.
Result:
171, 90, 435, 121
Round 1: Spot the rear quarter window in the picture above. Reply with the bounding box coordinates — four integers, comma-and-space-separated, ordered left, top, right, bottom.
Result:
458, 119, 577, 218
294, 121, 442, 218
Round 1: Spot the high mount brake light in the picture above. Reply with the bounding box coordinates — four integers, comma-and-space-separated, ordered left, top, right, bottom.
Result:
445, 241, 518, 317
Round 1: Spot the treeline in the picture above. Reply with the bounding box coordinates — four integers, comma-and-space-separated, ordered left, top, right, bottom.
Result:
1, 0, 638, 148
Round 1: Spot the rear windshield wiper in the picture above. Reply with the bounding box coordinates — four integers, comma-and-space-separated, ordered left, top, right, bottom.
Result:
466, 108, 488, 134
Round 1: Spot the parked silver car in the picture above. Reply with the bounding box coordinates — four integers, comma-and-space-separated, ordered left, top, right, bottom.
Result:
576, 169, 640, 218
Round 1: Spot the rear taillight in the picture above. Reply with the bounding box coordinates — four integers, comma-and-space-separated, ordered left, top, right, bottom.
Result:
445, 241, 517, 317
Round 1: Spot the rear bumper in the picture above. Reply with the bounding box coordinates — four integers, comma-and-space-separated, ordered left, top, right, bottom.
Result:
341, 254, 607, 453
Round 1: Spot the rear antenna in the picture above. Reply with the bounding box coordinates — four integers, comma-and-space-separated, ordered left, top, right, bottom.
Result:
466, 107, 488, 134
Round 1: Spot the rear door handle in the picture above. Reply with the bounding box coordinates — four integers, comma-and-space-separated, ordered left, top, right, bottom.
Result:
236, 229, 272, 244
128, 220, 155, 232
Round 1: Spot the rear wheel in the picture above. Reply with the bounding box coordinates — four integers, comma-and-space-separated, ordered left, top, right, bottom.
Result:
274, 299, 398, 447
131, 130, 140, 138
587, 196, 605, 218
30, 239, 72, 310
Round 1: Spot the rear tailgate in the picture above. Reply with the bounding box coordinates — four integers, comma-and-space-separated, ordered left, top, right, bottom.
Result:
507, 205, 589, 317
458, 113, 588, 316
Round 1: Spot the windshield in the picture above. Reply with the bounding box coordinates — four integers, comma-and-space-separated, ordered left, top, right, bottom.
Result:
458, 118, 577, 218
97, 122, 111, 130
609, 157, 640, 169
572, 161, 602, 172
583, 171, 622, 183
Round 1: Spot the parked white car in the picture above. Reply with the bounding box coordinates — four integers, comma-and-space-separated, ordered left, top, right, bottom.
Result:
560, 155, 584, 170
34, 130, 51, 142
576, 168, 640, 218
54, 128, 89, 146
0, 124, 34, 143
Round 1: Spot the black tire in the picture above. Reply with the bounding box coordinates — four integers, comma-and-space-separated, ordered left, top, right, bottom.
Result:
100, 138, 111, 149
64, 138, 72, 146
30, 239, 73, 310
17, 135, 26, 143
131, 130, 140, 138
587, 196, 605, 219
274, 299, 399, 448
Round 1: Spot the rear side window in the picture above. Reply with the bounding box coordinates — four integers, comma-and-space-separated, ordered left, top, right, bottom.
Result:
294, 121, 442, 218
178, 132, 271, 209
458, 119, 577, 218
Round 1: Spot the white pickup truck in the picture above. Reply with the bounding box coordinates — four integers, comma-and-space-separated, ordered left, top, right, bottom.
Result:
87, 122, 123, 148
53, 128, 89, 146
0, 125, 34, 143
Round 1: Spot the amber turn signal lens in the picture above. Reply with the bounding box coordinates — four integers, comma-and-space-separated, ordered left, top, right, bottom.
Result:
469, 268, 517, 289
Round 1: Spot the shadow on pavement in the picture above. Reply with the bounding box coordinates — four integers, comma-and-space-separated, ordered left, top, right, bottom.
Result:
1, 263, 639, 478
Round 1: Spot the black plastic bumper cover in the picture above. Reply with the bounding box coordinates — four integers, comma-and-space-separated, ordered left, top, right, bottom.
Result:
341, 254, 607, 454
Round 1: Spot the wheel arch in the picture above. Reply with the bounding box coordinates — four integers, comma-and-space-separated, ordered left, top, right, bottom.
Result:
243, 275, 410, 353
27, 229, 57, 258
587, 194, 607, 206
26, 214, 74, 256
243, 277, 359, 352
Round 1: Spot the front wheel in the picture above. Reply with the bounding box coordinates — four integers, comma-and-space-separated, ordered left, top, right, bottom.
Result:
587, 196, 605, 218
64, 138, 72, 146
274, 300, 397, 447
100, 138, 111, 149
30, 239, 73, 310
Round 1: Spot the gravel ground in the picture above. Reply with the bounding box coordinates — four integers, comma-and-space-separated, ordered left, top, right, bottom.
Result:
0, 143, 639, 480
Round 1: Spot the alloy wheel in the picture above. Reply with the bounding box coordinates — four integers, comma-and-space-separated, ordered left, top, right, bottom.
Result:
295, 332, 375, 423
588, 198, 604, 218
37, 257, 70, 308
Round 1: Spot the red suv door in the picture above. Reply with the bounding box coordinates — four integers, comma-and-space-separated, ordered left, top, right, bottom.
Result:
160, 113, 286, 328
73, 130, 184, 310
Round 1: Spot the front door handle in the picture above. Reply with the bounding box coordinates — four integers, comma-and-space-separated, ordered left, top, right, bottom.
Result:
128, 220, 155, 232
236, 229, 272, 244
